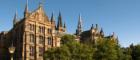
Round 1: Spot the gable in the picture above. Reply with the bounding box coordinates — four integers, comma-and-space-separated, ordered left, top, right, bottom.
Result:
27, 6, 49, 23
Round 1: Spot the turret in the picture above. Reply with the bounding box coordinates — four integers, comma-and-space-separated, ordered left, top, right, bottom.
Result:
57, 12, 65, 32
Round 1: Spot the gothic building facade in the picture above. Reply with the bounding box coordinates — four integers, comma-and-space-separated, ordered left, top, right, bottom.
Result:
0, 2, 66, 60
0, 1, 119, 60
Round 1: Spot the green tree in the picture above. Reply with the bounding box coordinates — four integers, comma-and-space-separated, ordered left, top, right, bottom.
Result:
95, 38, 118, 60
44, 34, 95, 60
131, 44, 140, 60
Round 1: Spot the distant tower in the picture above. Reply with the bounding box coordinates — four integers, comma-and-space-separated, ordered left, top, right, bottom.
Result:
76, 14, 82, 35
13, 11, 18, 26
24, 0, 29, 18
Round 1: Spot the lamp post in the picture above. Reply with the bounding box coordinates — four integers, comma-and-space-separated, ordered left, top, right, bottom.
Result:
9, 43, 15, 60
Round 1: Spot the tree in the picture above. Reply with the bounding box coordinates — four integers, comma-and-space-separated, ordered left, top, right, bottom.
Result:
44, 34, 95, 60
131, 44, 140, 60
94, 38, 118, 60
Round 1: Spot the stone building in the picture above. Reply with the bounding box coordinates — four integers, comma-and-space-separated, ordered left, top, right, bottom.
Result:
0, 1, 66, 60
0, 1, 119, 60
75, 15, 118, 44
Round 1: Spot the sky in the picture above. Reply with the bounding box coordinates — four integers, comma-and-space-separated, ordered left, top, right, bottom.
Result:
0, 0, 140, 47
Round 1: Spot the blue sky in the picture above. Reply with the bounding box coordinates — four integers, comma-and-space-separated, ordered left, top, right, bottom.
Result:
0, 0, 140, 47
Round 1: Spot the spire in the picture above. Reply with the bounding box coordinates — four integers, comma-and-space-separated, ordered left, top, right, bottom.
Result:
25, 0, 28, 13
78, 14, 82, 31
51, 12, 55, 23
100, 28, 104, 37
57, 12, 63, 29
24, 0, 29, 18
13, 11, 18, 25
76, 14, 82, 35
78, 14, 82, 29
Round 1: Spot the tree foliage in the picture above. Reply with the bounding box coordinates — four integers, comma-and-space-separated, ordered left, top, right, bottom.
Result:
44, 34, 140, 60
44, 34, 94, 60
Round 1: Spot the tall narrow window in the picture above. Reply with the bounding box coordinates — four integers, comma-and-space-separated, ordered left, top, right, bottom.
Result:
39, 26, 41, 33
48, 37, 52, 45
48, 29, 51, 34
39, 36, 44, 44
39, 26, 45, 33
30, 34, 35, 43
39, 47, 44, 56
30, 46, 35, 56
29, 24, 35, 31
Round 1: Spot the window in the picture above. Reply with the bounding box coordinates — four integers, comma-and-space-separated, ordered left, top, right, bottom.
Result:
29, 24, 35, 31
39, 36, 44, 44
30, 46, 35, 56
39, 26, 41, 33
39, 47, 44, 56
39, 26, 45, 33
48, 37, 52, 45
47, 28, 52, 34
30, 34, 35, 43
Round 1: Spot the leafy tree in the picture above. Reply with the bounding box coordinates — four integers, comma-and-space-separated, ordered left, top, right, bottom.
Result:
131, 44, 140, 60
44, 34, 140, 60
44, 34, 95, 60
94, 38, 118, 60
